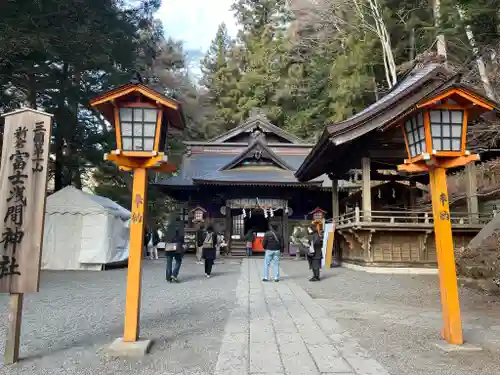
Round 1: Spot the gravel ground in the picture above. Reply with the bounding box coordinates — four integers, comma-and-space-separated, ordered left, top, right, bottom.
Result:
281, 259, 500, 375
0, 256, 242, 375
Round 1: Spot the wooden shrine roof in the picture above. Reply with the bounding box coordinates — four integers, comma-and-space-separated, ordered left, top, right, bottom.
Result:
155, 110, 358, 190
295, 63, 500, 182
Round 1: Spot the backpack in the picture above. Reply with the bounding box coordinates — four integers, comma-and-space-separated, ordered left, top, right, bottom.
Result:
203, 232, 214, 248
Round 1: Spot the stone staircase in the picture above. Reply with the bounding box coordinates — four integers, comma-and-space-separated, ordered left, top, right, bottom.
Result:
230, 240, 248, 257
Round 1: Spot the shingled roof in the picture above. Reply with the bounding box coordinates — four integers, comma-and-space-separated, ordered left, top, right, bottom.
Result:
295, 63, 499, 182
155, 110, 357, 190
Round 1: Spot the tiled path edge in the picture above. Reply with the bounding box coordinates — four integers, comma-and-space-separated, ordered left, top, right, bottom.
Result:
214, 259, 391, 375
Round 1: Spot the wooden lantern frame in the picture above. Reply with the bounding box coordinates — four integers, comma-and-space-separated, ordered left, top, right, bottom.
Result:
191, 205, 207, 223
398, 88, 494, 173
90, 82, 184, 163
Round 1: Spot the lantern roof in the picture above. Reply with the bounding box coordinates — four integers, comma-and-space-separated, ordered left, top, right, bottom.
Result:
296, 62, 500, 182
190, 205, 207, 213
89, 82, 185, 131
309, 207, 327, 215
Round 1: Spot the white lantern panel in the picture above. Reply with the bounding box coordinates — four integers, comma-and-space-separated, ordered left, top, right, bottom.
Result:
431, 124, 441, 136
122, 122, 133, 136
122, 137, 132, 150
144, 123, 156, 137
441, 110, 450, 123
143, 138, 154, 151
133, 138, 143, 151
144, 108, 158, 122
442, 126, 450, 137
451, 110, 463, 124
407, 131, 414, 144
133, 108, 143, 121
430, 110, 441, 123
433, 138, 442, 150
120, 108, 133, 121
451, 139, 461, 151
133, 123, 143, 137
451, 125, 462, 137
442, 139, 451, 150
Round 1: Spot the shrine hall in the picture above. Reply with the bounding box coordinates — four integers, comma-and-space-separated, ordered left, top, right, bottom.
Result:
155, 110, 355, 255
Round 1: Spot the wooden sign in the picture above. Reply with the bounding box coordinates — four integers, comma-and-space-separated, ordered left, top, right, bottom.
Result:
0, 108, 52, 293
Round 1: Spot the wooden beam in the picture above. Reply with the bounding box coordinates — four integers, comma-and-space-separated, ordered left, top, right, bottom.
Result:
4, 293, 23, 364
361, 157, 371, 222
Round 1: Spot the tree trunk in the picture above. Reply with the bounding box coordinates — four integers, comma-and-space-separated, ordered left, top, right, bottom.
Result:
410, 27, 416, 61
433, 0, 448, 58
53, 63, 69, 192
457, 5, 496, 100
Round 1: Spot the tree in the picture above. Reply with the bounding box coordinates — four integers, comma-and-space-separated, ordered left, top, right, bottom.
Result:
230, 0, 291, 126
199, 23, 242, 136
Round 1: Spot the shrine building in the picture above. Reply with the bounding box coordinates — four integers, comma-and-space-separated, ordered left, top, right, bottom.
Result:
155, 110, 355, 255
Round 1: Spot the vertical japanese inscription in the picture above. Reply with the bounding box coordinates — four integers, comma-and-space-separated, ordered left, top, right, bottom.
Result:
32, 121, 46, 173
439, 191, 450, 221
0, 127, 29, 279
0, 110, 51, 293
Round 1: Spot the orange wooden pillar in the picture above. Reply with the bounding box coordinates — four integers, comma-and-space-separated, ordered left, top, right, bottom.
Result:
123, 167, 148, 342
429, 167, 463, 345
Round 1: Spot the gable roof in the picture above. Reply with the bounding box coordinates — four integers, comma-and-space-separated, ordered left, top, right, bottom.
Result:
220, 137, 293, 171
209, 112, 303, 144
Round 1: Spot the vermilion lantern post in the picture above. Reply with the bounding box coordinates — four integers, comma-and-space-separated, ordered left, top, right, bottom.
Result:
90, 78, 184, 353
398, 88, 496, 345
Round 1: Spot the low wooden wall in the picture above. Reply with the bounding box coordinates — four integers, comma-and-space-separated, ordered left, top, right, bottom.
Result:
337, 227, 477, 268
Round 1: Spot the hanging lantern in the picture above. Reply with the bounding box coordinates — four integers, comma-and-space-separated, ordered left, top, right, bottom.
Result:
378, 189, 381, 199
392, 188, 396, 198
242, 208, 246, 218
270, 208, 274, 217
191, 205, 206, 223
264, 209, 268, 218
309, 207, 327, 221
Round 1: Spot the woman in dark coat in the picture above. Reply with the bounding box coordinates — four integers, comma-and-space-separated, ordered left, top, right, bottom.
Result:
166, 230, 185, 282
307, 225, 323, 281
202, 225, 218, 278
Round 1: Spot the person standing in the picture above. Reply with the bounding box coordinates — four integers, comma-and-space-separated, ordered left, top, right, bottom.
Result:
196, 224, 205, 264
150, 227, 160, 260
144, 229, 151, 258
262, 224, 283, 282
202, 225, 218, 278
245, 229, 254, 257
166, 230, 185, 282
307, 225, 323, 281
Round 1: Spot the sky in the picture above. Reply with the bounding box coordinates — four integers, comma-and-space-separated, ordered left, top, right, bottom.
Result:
158, 0, 239, 77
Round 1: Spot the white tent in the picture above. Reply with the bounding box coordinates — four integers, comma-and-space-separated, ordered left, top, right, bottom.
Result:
42, 186, 131, 271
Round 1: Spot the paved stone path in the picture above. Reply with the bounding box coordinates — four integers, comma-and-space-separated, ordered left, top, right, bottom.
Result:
215, 259, 390, 375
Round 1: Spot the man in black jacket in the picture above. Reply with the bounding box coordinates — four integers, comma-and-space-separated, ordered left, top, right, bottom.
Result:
262, 224, 283, 282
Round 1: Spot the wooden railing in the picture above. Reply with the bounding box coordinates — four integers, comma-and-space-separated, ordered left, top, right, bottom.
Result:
331, 208, 493, 228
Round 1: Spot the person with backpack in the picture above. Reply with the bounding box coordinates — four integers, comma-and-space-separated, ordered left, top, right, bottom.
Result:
262, 224, 283, 282
166, 230, 185, 283
307, 224, 323, 281
202, 225, 218, 278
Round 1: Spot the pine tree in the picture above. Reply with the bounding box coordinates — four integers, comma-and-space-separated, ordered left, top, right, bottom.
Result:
200, 23, 242, 136
230, 0, 291, 126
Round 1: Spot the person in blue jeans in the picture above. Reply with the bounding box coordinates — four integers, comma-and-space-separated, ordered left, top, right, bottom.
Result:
166, 230, 185, 283
262, 224, 283, 282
